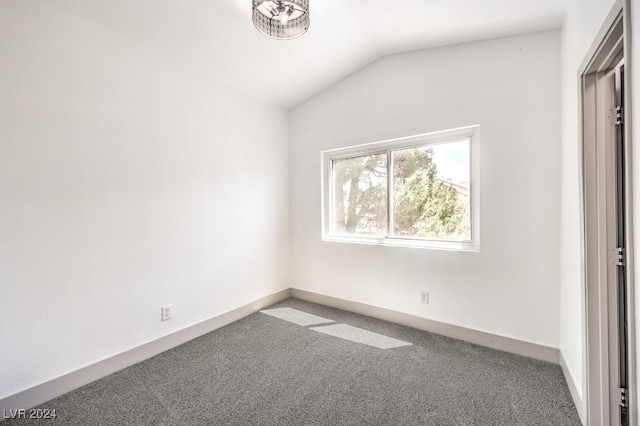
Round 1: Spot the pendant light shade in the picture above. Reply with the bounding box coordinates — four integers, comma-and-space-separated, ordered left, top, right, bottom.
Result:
252, 0, 309, 40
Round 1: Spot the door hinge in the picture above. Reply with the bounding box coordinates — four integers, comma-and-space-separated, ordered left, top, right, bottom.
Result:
615, 106, 624, 126
611, 247, 625, 266
611, 247, 626, 266
616, 247, 625, 266
614, 388, 628, 407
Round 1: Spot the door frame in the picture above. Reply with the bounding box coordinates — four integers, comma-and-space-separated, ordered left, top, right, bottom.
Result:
580, 0, 635, 424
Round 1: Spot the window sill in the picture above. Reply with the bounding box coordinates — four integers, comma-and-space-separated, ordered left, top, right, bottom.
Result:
322, 235, 479, 252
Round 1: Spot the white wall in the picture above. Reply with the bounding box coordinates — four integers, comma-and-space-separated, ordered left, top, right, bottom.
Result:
558, 0, 617, 414
0, 1, 289, 400
289, 31, 561, 347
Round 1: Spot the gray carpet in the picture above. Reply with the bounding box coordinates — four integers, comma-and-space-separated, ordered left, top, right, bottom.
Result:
4, 298, 581, 425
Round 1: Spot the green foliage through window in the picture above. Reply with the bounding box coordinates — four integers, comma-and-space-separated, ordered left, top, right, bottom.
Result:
333, 153, 387, 236
331, 139, 471, 242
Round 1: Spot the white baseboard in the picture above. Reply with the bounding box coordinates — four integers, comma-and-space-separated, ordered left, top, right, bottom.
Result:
559, 350, 586, 425
290, 288, 560, 364
1, 287, 570, 417
0, 289, 291, 415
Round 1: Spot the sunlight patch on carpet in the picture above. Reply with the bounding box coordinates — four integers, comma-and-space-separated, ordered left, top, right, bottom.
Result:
260, 307, 335, 326
310, 324, 412, 349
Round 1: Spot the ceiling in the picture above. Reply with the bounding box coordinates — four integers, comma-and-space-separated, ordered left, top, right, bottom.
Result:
48, 0, 567, 109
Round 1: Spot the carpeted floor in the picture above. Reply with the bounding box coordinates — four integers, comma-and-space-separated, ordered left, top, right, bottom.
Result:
4, 298, 581, 425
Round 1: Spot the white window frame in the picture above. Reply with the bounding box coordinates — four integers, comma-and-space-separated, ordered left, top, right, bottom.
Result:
321, 125, 480, 251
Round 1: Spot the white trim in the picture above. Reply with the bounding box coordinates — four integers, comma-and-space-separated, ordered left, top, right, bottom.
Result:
1, 287, 573, 417
320, 125, 480, 252
323, 125, 479, 158
560, 350, 586, 425
621, 3, 636, 425
579, 1, 637, 424
0, 289, 291, 414
290, 288, 559, 364
321, 235, 479, 252
578, 0, 624, 73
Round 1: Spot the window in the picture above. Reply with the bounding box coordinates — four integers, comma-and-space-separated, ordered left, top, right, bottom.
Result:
322, 126, 479, 251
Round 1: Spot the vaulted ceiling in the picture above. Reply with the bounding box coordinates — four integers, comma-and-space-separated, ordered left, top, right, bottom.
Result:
48, 0, 567, 109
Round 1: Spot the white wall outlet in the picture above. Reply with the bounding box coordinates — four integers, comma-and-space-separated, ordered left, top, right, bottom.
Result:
420, 290, 429, 304
161, 305, 172, 321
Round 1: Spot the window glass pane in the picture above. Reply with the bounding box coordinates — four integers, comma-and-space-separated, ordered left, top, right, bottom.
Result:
332, 153, 387, 236
392, 139, 470, 241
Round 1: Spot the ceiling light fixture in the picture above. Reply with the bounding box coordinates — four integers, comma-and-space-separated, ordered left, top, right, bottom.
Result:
252, 0, 309, 40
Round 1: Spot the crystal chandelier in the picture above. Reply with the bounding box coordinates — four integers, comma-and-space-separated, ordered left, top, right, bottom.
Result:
252, 0, 310, 40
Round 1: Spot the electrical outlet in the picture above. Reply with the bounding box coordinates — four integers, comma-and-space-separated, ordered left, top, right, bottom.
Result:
420, 290, 429, 304
161, 305, 172, 321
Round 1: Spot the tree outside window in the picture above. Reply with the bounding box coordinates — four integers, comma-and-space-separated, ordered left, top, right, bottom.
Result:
324, 127, 477, 250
